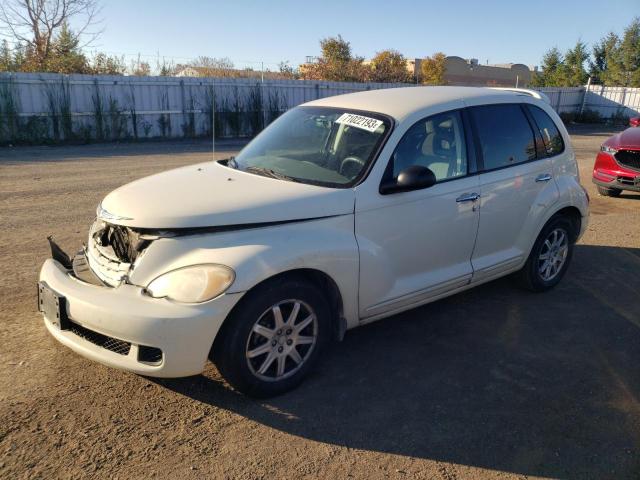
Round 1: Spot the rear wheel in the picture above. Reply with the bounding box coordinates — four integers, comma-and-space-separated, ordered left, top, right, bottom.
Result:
211, 277, 331, 398
597, 186, 622, 197
517, 216, 575, 292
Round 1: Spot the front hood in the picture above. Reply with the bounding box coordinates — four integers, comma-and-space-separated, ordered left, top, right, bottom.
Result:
99, 161, 355, 229
605, 127, 640, 150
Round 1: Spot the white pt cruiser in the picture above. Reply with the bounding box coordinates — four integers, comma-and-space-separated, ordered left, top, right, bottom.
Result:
39, 87, 589, 397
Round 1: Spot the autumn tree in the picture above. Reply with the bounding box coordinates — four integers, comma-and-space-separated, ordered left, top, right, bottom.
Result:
0, 0, 100, 70
302, 35, 368, 82
369, 50, 410, 83
421, 52, 447, 85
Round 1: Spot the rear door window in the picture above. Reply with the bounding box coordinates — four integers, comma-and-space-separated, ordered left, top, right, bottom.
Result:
527, 105, 565, 156
470, 104, 537, 171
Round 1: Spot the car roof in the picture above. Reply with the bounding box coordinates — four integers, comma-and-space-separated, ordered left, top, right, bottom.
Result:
303, 86, 541, 121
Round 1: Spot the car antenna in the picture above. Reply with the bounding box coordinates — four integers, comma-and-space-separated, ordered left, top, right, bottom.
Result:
211, 82, 216, 162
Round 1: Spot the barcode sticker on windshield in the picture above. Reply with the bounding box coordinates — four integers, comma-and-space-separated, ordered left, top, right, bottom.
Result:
335, 113, 383, 133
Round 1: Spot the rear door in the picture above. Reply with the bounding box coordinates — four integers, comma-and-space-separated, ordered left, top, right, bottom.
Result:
468, 103, 559, 282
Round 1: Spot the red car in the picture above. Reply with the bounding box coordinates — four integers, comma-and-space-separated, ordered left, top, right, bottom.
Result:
593, 127, 640, 196
630, 117, 640, 127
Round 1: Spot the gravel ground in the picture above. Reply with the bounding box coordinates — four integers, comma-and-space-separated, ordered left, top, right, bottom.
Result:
0, 128, 639, 480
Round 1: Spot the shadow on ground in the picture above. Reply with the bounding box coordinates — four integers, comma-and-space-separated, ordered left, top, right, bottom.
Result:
159, 244, 640, 479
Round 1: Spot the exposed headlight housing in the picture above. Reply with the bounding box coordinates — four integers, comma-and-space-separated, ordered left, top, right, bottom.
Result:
600, 145, 618, 154
145, 264, 235, 303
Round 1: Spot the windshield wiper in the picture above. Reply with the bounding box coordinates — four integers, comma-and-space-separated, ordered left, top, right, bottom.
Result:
244, 165, 299, 182
226, 156, 238, 169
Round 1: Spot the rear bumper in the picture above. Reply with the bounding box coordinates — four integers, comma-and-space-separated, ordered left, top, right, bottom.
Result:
39, 259, 243, 377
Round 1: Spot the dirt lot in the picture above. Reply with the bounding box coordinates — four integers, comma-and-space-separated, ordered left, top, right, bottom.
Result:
1, 128, 639, 480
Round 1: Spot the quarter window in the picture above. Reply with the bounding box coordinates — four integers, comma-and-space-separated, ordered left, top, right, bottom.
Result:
470, 104, 536, 170
386, 110, 467, 183
528, 105, 565, 156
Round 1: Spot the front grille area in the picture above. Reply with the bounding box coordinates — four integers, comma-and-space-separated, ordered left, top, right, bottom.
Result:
615, 149, 640, 171
68, 320, 131, 356
86, 220, 132, 287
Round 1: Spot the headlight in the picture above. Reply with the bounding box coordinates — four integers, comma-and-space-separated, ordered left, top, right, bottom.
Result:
600, 145, 618, 154
145, 264, 235, 303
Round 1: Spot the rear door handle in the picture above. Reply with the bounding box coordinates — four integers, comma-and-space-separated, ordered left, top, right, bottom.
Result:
535, 173, 552, 182
456, 192, 480, 203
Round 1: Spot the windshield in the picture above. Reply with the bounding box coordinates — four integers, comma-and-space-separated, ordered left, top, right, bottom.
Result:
231, 106, 391, 187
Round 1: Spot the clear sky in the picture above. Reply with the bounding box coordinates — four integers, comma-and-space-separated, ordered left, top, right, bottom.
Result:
92, 0, 639, 70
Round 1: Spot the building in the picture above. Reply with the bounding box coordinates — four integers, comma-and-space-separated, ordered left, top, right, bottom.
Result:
407, 56, 535, 87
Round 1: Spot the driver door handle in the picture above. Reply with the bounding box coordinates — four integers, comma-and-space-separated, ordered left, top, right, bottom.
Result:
456, 192, 480, 203
535, 173, 552, 182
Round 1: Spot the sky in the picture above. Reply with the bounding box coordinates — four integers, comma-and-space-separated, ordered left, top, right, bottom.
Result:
91, 0, 639, 70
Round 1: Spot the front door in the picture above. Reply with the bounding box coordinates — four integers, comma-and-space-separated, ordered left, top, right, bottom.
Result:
356, 110, 480, 320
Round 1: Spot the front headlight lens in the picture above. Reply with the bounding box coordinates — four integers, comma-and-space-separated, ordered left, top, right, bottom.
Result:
600, 145, 618, 154
146, 264, 235, 303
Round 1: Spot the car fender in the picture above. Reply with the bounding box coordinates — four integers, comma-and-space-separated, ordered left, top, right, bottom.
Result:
127, 214, 360, 328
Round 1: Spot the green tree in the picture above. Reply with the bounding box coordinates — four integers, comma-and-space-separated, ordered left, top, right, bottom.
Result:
620, 17, 640, 86
0, 40, 12, 71
564, 41, 589, 86
369, 50, 411, 83
46, 22, 89, 73
531, 47, 567, 87
421, 52, 447, 85
590, 32, 624, 85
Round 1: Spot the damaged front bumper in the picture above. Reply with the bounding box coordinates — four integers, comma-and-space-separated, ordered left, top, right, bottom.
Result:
39, 249, 243, 378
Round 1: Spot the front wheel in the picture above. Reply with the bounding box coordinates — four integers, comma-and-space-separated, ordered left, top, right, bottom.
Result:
211, 277, 331, 398
517, 216, 575, 292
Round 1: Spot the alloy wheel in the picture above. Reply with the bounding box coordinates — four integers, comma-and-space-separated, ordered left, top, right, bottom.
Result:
538, 228, 569, 282
245, 299, 318, 382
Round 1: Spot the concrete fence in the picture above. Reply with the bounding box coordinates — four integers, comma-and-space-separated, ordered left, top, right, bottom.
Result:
1, 72, 639, 145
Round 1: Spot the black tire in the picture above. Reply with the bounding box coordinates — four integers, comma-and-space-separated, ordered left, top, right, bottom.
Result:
597, 185, 622, 197
211, 276, 331, 398
517, 215, 576, 292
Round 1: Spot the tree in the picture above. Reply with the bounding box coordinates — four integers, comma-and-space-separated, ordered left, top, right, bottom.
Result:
421, 52, 447, 85
302, 35, 368, 82
277, 60, 298, 79
47, 22, 88, 73
320, 35, 352, 64
0, 0, 100, 70
531, 47, 567, 87
564, 40, 589, 86
620, 17, 640, 86
188, 56, 235, 77
590, 32, 623, 85
89, 52, 126, 75
369, 50, 410, 83
0, 40, 12, 71
130, 55, 151, 76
